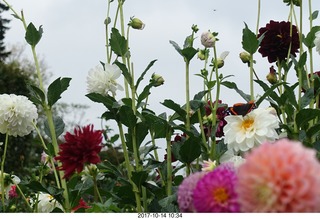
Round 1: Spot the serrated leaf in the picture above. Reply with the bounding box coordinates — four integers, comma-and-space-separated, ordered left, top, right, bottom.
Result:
25, 22, 43, 47
242, 23, 259, 54
109, 28, 128, 56
47, 77, 71, 107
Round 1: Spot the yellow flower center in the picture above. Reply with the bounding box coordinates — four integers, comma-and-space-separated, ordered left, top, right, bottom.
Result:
213, 187, 229, 204
241, 118, 254, 131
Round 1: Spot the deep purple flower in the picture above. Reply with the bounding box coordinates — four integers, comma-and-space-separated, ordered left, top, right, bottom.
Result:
193, 163, 240, 212
258, 20, 299, 63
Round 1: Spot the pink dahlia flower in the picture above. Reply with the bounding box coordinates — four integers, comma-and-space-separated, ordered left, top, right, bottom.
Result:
177, 171, 206, 212
193, 163, 240, 212
237, 139, 320, 212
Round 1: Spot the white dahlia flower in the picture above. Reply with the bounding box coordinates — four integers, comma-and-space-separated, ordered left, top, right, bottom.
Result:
219, 149, 245, 167
0, 94, 38, 137
223, 108, 279, 152
87, 63, 123, 96
30, 192, 63, 212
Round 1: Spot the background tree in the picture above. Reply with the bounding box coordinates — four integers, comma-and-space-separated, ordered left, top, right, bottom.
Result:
0, 3, 10, 61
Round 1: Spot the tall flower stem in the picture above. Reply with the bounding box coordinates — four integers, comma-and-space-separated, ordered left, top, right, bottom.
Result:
185, 60, 191, 132
0, 133, 9, 212
209, 46, 221, 160
117, 122, 142, 212
14, 183, 33, 212
165, 129, 172, 195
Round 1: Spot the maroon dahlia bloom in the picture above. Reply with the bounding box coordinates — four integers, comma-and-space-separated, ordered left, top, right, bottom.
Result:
55, 124, 103, 179
258, 20, 299, 63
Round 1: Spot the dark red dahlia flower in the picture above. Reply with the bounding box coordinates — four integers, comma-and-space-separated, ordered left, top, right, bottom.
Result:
203, 101, 228, 138
258, 20, 299, 63
55, 124, 103, 179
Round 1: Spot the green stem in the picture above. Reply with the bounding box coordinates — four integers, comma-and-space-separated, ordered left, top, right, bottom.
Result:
165, 130, 172, 195
249, 54, 255, 101
185, 60, 191, 132
93, 176, 103, 203
255, 0, 261, 35
14, 183, 33, 212
0, 133, 9, 212
105, 0, 112, 64
198, 110, 209, 154
117, 122, 142, 212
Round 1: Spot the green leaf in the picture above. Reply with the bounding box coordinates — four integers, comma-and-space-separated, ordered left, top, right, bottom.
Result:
47, 77, 71, 107
86, 93, 117, 110
242, 23, 259, 54
142, 110, 169, 139
221, 81, 251, 102
169, 40, 182, 56
131, 171, 148, 188
114, 60, 132, 85
179, 136, 202, 164
118, 105, 137, 129
296, 109, 320, 129
161, 99, 186, 122
255, 81, 285, 106
181, 47, 198, 62
27, 84, 46, 106
310, 10, 319, 21
306, 124, 320, 139
300, 88, 314, 109
303, 26, 320, 48
26, 181, 50, 194
109, 27, 128, 56
25, 22, 43, 47
135, 59, 157, 90
137, 84, 153, 106
44, 116, 65, 139
193, 90, 208, 101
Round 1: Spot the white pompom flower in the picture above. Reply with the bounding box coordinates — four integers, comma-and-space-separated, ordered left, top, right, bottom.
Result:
0, 94, 38, 137
223, 108, 279, 152
86, 63, 124, 96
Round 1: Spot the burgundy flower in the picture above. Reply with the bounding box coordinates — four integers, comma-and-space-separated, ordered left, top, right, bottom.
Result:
258, 20, 299, 63
204, 101, 228, 138
55, 124, 103, 179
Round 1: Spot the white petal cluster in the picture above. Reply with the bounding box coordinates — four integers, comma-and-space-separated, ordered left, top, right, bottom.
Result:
30, 192, 64, 212
87, 63, 124, 96
315, 31, 320, 55
0, 94, 38, 137
219, 149, 246, 167
223, 108, 279, 152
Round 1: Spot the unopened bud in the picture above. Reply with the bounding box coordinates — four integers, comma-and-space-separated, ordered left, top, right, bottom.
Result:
214, 58, 224, 69
201, 31, 216, 48
239, 51, 250, 64
128, 17, 145, 30
197, 49, 207, 60
266, 66, 278, 84
150, 73, 164, 87
192, 24, 199, 33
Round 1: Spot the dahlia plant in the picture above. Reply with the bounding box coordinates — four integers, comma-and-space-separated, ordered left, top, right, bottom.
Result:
1, 0, 320, 214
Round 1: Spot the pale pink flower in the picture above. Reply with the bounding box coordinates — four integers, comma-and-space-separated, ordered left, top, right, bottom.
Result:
237, 139, 320, 212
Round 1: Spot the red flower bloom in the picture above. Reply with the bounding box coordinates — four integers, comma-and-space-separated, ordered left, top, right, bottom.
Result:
258, 20, 299, 63
72, 198, 91, 212
55, 124, 103, 179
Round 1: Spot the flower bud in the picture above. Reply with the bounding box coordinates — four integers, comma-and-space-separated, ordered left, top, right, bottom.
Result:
150, 73, 164, 87
192, 24, 199, 33
239, 51, 250, 64
213, 58, 224, 69
201, 31, 216, 48
128, 17, 145, 30
197, 49, 207, 60
266, 66, 278, 84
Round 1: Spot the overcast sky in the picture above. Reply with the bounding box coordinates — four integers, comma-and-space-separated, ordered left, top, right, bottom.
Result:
3, 1, 320, 132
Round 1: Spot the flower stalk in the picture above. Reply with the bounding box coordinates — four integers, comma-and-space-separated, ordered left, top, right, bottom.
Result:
0, 133, 9, 212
